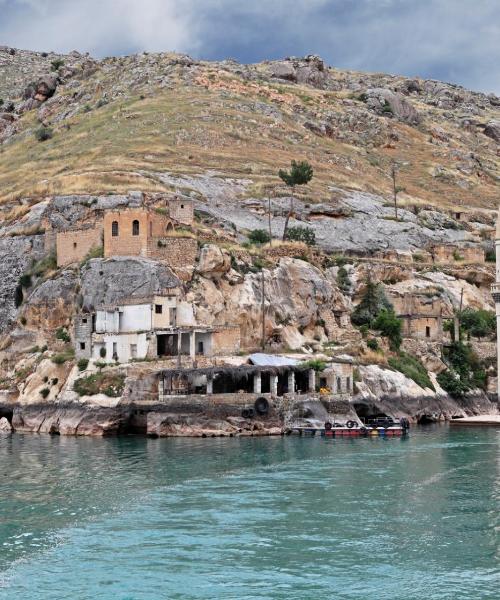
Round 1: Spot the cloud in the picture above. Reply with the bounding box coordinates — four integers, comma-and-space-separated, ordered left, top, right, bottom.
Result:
0, 0, 499, 93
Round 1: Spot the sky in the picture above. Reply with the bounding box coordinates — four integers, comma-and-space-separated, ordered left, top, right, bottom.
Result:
1, 0, 499, 93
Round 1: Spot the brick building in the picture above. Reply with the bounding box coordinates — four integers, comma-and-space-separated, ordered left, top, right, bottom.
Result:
56, 224, 103, 267
390, 293, 443, 342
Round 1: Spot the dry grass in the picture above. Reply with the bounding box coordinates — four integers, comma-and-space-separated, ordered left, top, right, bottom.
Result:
0, 68, 498, 215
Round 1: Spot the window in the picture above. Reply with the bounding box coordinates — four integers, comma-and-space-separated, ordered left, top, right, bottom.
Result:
169, 307, 177, 326
112, 342, 118, 360
80, 342, 86, 350
73, 242, 77, 249
111, 221, 119, 237
155, 304, 163, 314
82, 318, 87, 324
130, 344, 137, 359
346, 376, 351, 391
198, 341, 204, 355
132, 220, 140, 236
426, 326, 431, 338
180, 204, 184, 209
337, 376, 342, 393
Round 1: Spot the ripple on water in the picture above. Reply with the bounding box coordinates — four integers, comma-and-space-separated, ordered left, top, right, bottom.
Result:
0, 427, 498, 599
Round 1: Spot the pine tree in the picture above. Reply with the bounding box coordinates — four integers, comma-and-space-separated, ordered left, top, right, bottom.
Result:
278, 160, 313, 241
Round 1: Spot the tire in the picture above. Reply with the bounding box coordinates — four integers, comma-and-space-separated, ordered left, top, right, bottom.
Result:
254, 397, 270, 416
241, 408, 250, 419
324, 421, 333, 431
346, 420, 357, 429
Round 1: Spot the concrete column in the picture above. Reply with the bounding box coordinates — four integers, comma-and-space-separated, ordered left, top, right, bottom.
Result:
308, 369, 316, 392
253, 372, 262, 394
206, 375, 213, 395
270, 374, 278, 397
189, 331, 196, 359
177, 332, 182, 355
287, 370, 295, 395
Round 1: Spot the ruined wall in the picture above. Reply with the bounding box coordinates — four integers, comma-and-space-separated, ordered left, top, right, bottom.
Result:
401, 316, 442, 341
211, 326, 241, 355
147, 237, 198, 272
56, 226, 102, 267
74, 314, 93, 359
431, 244, 485, 264
167, 197, 194, 225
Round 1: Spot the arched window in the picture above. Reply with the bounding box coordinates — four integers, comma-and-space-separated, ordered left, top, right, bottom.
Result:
132, 220, 140, 236
111, 221, 119, 237
166, 222, 173, 232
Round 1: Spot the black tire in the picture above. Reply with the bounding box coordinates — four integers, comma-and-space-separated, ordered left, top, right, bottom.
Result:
324, 421, 333, 431
254, 397, 270, 416
346, 420, 357, 429
246, 407, 255, 418
241, 408, 249, 419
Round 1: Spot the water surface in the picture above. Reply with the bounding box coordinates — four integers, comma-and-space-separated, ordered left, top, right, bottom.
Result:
0, 426, 498, 599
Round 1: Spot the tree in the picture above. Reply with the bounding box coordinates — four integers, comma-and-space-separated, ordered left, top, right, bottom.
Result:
372, 309, 402, 350
278, 160, 313, 241
351, 278, 393, 326
390, 161, 405, 221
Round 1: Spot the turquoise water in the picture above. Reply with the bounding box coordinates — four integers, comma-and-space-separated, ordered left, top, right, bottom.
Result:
0, 426, 498, 599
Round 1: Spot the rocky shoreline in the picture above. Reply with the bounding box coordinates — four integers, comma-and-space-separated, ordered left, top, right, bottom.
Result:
0, 391, 497, 438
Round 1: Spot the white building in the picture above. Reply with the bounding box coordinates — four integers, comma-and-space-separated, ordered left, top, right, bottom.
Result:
75, 294, 240, 364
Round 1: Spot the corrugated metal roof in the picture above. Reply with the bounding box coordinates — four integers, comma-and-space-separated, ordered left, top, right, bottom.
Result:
248, 353, 299, 367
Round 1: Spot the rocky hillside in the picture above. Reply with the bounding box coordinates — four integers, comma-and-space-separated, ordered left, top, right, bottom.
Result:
0, 46, 498, 431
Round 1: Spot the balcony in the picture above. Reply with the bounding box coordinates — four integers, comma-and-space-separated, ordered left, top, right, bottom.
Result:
491, 283, 500, 301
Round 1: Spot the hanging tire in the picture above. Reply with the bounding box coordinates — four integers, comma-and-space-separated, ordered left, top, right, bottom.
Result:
254, 397, 269, 416
346, 420, 357, 429
324, 421, 333, 431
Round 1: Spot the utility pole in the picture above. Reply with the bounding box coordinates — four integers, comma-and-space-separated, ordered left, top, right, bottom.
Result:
268, 196, 272, 247
261, 269, 266, 350
391, 161, 399, 221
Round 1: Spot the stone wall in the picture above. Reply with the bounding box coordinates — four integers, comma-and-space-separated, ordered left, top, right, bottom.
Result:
74, 314, 93, 359
56, 226, 102, 267
401, 315, 442, 341
148, 237, 198, 275
168, 197, 194, 225
431, 244, 485, 264
211, 326, 241, 355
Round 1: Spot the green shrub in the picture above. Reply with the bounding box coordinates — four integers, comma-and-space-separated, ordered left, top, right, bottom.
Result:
366, 338, 379, 351
51, 378, 59, 386
95, 360, 107, 370
337, 266, 351, 293
303, 359, 327, 372
285, 226, 316, 246
51, 350, 74, 365
77, 358, 89, 372
40, 388, 50, 399
35, 126, 53, 142
437, 369, 469, 398
74, 372, 125, 397
99, 347, 107, 359
388, 352, 435, 391
32, 254, 57, 277
248, 229, 270, 244
55, 328, 71, 343
460, 308, 496, 339
352, 279, 393, 326
372, 309, 402, 351
51, 59, 64, 71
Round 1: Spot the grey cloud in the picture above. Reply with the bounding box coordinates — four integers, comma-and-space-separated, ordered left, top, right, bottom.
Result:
0, 0, 499, 93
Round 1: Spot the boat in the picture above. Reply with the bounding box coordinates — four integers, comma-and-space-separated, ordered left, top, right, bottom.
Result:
290, 416, 410, 437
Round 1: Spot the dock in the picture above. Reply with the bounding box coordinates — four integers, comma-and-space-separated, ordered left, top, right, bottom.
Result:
449, 415, 500, 427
